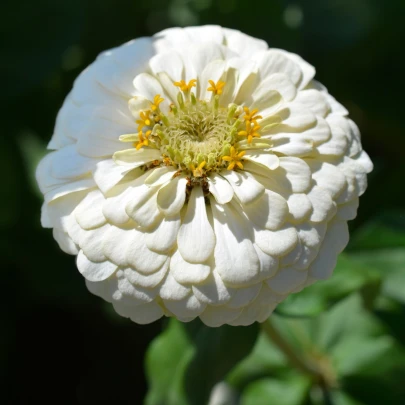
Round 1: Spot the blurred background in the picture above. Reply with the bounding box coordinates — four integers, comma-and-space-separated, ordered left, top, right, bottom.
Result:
2, 0, 405, 404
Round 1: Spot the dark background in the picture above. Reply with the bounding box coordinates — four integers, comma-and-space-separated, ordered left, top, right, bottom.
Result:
2, 0, 405, 404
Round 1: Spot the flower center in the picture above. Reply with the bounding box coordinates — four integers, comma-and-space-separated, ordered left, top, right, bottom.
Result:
119, 79, 264, 179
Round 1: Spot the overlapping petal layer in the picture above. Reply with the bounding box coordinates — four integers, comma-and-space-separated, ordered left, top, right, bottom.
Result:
37, 26, 372, 326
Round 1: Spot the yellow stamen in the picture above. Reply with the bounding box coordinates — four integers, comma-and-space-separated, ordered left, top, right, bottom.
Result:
221, 146, 245, 170
151, 94, 164, 111
238, 121, 261, 144
174, 79, 197, 92
207, 80, 226, 95
243, 107, 262, 124
189, 161, 206, 177
134, 130, 151, 150
136, 110, 152, 131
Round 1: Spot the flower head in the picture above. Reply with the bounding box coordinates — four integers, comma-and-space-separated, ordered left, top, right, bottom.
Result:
36, 26, 373, 327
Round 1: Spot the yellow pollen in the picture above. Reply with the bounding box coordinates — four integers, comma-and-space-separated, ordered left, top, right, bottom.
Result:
189, 161, 206, 177
238, 121, 261, 144
207, 80, 226, 95
221, 146, 246, 170
151, 94, 164, 111
136, 110, 152, 131
135, 130, 151, 150
174, 79, 197, 92
243, 107, 262, 124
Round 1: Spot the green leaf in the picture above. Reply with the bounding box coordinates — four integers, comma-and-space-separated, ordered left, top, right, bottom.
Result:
348, 211, 405, 250
145, 319, 259, 405
145, 319, 191, 405
276, 254, 381, 317
349, 248, 405, 303
240, 374, 311, 405
226, 333, 289, 390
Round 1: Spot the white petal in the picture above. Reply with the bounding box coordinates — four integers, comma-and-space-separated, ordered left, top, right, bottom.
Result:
53, 228, 78, 255
50, 145, 96, 179
145, 166, 176, 186
75, 190, 107, 230
124, 259, 169, 288
252, 73, 297, 104
297, 223, 326, 248
149, 51, 184, 81
211, 199, 260, 286
220, 170, 264, 205
267, 268, 307, 294
125, 185, 162, 229
157, 176, 188, 216
192, 270, 233, 305
126, 231, 168, 274
146, 215, 181, 253
310, 220, 349, 279
184, 25, 225, 44
200, 306, 241, 327
208, 173, 234, 204
177, 186, 215, 264
306, 159, 347, 199
316, 124, 348, 156
254, 244, 279, 280
199, 60, 226, 100
170, 250, 211, 284
78, 224, 110, 263
254, 226, 298, 257
243, 151, 280, 171
256, 49, 302, 86
93, 159, 137, 194
295, 89, 330, 117
337, 198, 359, 221
164, 294, 206, 320
159, 274, 191, 301
44, 178, 95, 204
278, 157, 312, 193
243, 190, 288, 231
287, 193, 313, 223
113, 148, 162, 167
128, 96, 151, 116
226, 284, 262, 309
128, 302, 164, 325
307, 186, 337, 223
133, 73, 165, 100
77, 250, 117, 282
222, 28, 268, 57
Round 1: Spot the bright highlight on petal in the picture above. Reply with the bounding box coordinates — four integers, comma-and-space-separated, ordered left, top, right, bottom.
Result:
36, 26, 372, 327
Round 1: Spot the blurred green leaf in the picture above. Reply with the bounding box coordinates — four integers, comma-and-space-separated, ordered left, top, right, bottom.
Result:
240, 374, 311, 405
349, 211, 405, 250
145, 319, 259, 405
276, 255, 381, 317
350, 249, 405, 304
226, 333, 288, 390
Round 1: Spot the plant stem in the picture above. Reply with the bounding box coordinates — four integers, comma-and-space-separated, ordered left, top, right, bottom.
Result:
261, 319, 319, 376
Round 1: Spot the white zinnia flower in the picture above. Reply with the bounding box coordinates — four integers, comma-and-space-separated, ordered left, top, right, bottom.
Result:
36, 26, 373, 327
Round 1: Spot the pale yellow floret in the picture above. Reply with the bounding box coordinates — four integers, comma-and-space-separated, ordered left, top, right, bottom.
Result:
122, 78, 266, 178
207, 80, 226, 95
151, 95, 164, 111
238, 121, 262, 144
134, 130, 151, 150
243, 107, 262, 125
189, 161, 206, 178
136, 111, 152, 131
222, 146, 246, 170
174, 79, 197, 92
